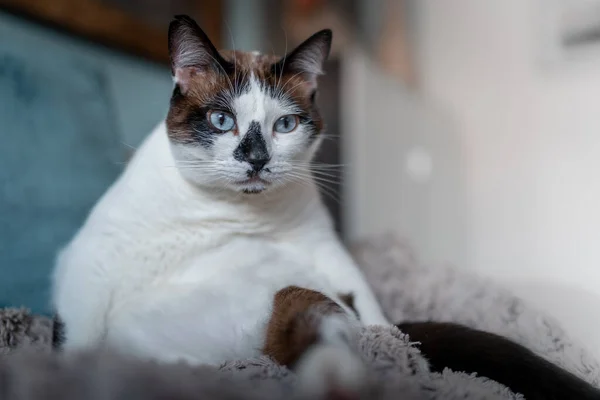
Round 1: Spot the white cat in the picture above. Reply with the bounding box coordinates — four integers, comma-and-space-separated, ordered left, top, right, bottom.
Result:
52, 15, 389, 394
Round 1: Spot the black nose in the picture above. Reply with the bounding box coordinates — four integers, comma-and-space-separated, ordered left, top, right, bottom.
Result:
247, 156, 269, 172
233, 121, 270, 172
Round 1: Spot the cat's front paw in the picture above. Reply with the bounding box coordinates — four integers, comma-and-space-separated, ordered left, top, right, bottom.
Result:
295, 344, 368, 400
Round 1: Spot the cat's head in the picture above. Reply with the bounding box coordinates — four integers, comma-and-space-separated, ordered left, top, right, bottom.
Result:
166, 15, 332, 195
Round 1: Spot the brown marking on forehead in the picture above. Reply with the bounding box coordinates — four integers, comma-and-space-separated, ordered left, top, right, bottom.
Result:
166, 50, 324, 144
220, 50, 317, 110
221, 50, 279, 70
230, 51, 325, 134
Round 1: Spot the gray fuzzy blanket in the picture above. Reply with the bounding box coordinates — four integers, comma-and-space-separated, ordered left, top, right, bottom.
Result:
1, 234, 599, 399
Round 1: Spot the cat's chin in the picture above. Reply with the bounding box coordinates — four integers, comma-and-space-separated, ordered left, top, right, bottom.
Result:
235, 176, 271, 194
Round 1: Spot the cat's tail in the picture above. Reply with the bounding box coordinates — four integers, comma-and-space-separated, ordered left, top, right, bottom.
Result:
264, 286, 368, 399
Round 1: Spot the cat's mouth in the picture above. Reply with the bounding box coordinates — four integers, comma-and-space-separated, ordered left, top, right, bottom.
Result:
236, 176, 270, 185
235, 176, 271, 194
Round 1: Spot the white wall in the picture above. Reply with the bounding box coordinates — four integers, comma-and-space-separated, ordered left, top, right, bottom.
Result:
341, 49, 468, 271
412, 0, 600, 350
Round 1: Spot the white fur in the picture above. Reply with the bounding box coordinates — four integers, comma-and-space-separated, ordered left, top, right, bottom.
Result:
52, 77, 389, 369
293, 313, 368, 396
296, 344, 367, 398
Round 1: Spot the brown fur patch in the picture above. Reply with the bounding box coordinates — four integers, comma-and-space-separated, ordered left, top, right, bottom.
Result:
220, 51, 318, 116
263, 286, 346, 368
166, 50, 323, 144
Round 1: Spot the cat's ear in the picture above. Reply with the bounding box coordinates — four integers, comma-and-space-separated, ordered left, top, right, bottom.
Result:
276, 29, 332, 88
168, 15, 230, 92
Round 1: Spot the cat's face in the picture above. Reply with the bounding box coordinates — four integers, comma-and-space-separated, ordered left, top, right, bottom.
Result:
166, 15, 332, 194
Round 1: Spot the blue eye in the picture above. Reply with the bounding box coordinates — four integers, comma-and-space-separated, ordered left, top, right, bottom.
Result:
208, 110, 236, 132
273, 115, 299, 134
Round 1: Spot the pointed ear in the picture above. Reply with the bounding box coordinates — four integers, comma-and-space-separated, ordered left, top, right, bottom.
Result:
168, 15, 230, 92
276, 29, 332, 88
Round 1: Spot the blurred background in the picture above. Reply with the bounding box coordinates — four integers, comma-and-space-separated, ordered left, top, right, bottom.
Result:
2, 0, 600, 351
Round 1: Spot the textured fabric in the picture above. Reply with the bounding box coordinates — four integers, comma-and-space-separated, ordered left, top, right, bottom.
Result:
0, 48, 122, 314
351, 234, 600, 386
1, 234, 598, 399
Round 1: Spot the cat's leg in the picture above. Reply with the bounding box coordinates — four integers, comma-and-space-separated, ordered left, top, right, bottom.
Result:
264, 286, 367, 399
312, 236, 390, 326
52, 314, 65, 349
52, 249, 112, 351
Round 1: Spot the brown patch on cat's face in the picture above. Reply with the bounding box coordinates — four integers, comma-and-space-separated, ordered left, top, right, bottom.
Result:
220, 51, 321, 125
263, 286, 345, 368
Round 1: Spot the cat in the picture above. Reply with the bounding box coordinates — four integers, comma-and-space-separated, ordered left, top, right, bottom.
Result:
48, 16, 600, 400
51, 15, 388, 396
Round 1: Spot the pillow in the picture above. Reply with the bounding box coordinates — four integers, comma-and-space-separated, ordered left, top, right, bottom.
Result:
0, 49, 122, 314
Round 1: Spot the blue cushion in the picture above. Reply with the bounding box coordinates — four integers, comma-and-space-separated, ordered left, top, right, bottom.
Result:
0, 49, 122, 314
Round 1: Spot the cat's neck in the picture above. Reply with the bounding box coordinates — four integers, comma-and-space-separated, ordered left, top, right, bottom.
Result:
109, 122, 325, 235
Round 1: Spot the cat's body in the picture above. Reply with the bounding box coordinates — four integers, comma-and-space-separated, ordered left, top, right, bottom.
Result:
54, 121, 381, 365
52, 16, 387, 383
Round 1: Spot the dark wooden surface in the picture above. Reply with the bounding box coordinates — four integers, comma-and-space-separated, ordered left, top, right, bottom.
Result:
0, 0, 223, 64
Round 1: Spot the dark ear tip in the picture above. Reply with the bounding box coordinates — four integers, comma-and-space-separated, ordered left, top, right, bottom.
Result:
169, 15, 198, 32
317, 29, 333, 58
173, 14, 195, 24
315, 29, 332, 56
169, 15, 186, 32
319, 29, 333, 39
314, 29, 333, 45
168, 15, 204, 47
